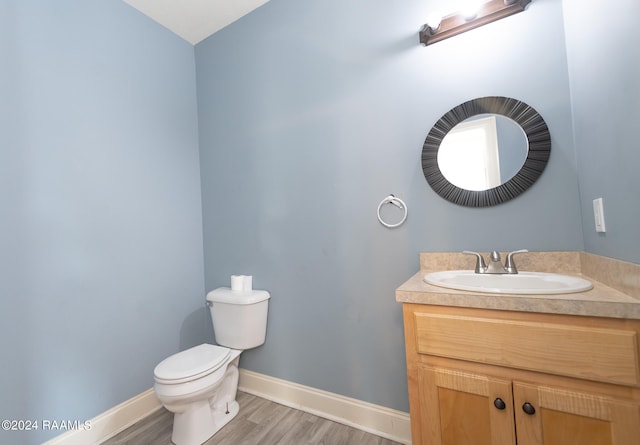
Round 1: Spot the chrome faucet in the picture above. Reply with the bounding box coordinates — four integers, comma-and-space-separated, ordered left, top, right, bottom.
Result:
463, 249, 528, 274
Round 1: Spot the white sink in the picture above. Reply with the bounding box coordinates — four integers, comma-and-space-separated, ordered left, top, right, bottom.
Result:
423, 270, 593, 295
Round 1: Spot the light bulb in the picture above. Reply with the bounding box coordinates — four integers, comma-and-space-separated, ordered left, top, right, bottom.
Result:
461, 0, 482, 20
426, 12, 442, 32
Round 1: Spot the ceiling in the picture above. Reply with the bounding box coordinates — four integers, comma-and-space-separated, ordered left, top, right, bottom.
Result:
122, 0, 270, 45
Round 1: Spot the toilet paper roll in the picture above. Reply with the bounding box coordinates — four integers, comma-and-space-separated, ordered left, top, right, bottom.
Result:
231, 275, 243, 291
243, 275, 253, 292
231, 275, 253, 292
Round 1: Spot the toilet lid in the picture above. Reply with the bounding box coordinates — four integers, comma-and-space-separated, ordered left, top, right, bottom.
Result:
154, 344, 230, 382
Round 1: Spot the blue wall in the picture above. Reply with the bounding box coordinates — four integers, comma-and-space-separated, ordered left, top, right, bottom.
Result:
563, 0, 640, 265
0, 1, 204, 443
195, 0, 582, 413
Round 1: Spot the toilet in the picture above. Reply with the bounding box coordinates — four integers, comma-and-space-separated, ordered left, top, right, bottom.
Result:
153, 286, 270, 445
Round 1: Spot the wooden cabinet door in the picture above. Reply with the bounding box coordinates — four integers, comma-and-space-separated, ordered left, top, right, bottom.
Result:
513, 382, 640, 445
418, 366, 516, 445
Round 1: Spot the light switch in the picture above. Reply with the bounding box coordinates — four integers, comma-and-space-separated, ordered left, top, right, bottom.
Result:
593, 198, 606, 233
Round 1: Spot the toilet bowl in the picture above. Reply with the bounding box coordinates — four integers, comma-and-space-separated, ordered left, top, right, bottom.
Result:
153, 286, 270, 445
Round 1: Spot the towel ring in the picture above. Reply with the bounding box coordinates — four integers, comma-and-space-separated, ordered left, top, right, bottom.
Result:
377, 195, 408, 228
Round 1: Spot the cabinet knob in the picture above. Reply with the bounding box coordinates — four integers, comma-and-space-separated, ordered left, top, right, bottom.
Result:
522, 402, 536, 415
493, 398, 506, 410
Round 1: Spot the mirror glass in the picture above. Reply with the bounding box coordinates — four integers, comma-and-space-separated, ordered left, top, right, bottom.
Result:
422, 96, 551, 207
437, 114, 528, 191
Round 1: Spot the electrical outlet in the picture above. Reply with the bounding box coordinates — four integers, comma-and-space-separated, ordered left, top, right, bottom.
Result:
593, 198, 606, 233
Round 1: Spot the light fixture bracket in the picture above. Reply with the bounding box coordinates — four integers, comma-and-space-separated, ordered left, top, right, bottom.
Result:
420, 0, 532, 46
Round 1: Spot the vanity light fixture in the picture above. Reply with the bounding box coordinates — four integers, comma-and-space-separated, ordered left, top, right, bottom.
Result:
420, 0, 532, 46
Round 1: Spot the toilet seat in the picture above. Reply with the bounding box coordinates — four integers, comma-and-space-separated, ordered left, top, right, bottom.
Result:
154, 344, 230, 384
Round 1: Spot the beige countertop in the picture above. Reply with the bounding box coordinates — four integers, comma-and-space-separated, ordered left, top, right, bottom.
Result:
395, 251, 640, 320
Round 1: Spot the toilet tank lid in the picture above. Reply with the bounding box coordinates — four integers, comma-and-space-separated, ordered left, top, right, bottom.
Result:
206, 288, 270, 305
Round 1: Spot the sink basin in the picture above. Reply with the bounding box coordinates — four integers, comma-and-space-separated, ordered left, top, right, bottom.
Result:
423, 270, 593, 295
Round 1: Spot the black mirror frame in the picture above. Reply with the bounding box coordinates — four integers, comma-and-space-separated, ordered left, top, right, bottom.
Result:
422, 96, 551, 207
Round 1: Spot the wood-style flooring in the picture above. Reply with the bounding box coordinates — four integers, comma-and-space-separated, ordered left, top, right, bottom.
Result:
102, 391, 403, 445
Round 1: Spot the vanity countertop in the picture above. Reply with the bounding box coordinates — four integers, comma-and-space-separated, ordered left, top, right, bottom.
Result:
396, 252, 640, 320
396, 271, 640, 319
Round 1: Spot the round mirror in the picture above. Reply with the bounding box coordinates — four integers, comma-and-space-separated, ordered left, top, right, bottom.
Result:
422, 96, 551, 207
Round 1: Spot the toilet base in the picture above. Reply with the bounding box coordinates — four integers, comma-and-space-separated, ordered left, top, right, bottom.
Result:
172, 399, 239, 445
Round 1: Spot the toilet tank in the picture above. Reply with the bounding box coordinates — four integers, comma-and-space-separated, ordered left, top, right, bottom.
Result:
205, 288, 270, 350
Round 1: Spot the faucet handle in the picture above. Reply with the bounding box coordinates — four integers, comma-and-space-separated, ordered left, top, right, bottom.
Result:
505, 249, 529, 274
462, 251, 487, 273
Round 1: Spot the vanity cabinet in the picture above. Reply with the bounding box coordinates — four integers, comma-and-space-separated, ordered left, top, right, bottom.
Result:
402, 303, 640, 445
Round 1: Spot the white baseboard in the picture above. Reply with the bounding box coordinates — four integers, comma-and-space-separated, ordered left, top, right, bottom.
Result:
43, 369, 412, 445
238, 369, 412, 445
41, 389, 162, 445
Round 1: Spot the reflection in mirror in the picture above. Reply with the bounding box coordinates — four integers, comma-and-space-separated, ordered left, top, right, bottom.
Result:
422, 96, 551, 207
438, 114, 528, 191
